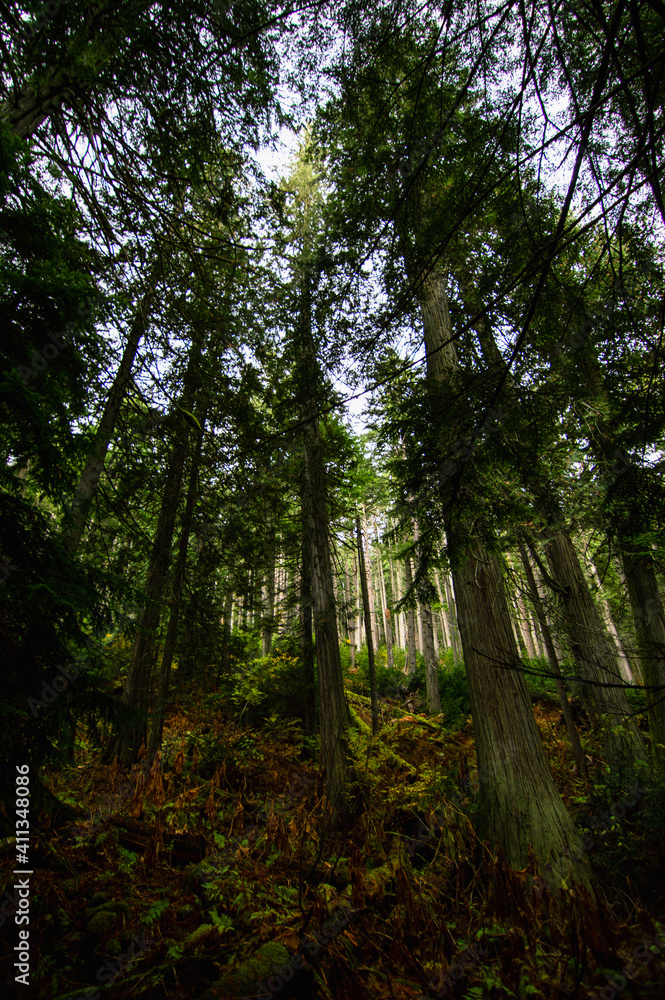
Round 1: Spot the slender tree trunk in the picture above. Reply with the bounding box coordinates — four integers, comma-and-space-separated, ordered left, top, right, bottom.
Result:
262, 523, 276, 658
216, 591, 234, 690
460, 264, 649, 786
584, 555, 633, 683
538, 527, 648, 782
574, 358, 665, 772
422, 602, 441, 713
119, 411, 190, 764
442, 571, 461, 666
62, 260, 162, 555
344, 567, 356, 670
362, 506, 380, 652
357, 513, 379, 733
434, 570, 451, 650
375, 531, 394, 669
148, 414, 206, 758
621, 550, 665, 777
519, 543, 588, 780
404, 555, 417, 675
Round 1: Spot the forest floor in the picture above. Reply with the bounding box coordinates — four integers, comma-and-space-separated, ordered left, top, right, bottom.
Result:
2, 687, 665, 1000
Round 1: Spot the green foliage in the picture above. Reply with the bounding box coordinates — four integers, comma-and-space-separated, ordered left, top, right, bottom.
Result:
229, 649, 314, 727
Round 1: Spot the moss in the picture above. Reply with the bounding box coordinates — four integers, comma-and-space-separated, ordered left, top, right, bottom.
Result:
212, 941, 292, 994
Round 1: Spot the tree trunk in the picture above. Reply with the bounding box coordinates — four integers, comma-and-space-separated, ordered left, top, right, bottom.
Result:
357, 513, 379, 733
459, 263, 648, 786
442, 570, 462, 666
585, 554, 633, 683
404, 554, 417, 675
375, 529, 394, 669
539, 526, 648, 783
519, 543, 588, 780
119, 410, 190, 764
362, 506, 380, 652
261, 523, 276, 658
422, 602, 441, 714
410, 260, 591, 883
300, 533, 317, 737
216, 591, 234, 690
62, 259, 162, 555
344, 566, 356, 670
298, 268, 350, 819
621, 549, 665, 778
148, 413, 206, 759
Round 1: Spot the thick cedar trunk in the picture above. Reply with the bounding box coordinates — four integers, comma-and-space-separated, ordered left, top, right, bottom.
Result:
412, 262, 590, 882
451, 537, 590, 878
519, 543, 588, 780
356, 513, 379, 733
298, 268, 350, 818
404, 555, 417, 675
148, 414, 206, 758
460, 267, 648, 783
62, 260, 162, 555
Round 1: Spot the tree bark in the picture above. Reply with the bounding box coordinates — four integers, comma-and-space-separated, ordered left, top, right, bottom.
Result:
362, 506, 380, 651
300, 532, 317, 737
62, 259, 162, 555
539, 526, 648, 782
519, 543, 588, 780
357, 513, 379, 733
404, 554, 417, 675
410, 260, 591, 883
148, 412, 206, 759
298, 267, 351, 819
421, 602, 441, 714
119, 409, 190, 764
375, 527, 394, 669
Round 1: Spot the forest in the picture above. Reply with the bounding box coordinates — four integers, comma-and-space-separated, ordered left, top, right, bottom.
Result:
1, 0, 665, 997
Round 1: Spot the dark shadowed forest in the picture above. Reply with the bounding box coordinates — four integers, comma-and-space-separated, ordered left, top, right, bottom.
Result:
1, 1, 665, 997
